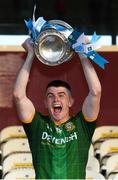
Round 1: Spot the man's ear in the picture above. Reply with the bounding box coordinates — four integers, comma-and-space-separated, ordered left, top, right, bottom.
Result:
69, 97, 74, 107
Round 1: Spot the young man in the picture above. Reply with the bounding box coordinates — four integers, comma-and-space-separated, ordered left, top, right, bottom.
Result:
13, 38, 101, 179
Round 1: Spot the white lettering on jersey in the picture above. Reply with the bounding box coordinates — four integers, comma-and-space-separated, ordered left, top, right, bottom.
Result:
42, 132, 78, 145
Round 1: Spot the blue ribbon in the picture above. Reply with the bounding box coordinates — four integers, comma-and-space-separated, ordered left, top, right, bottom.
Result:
86, 51, 109, 69
91, 32, 101, 43
24, 19, 68, 41
74, 44, 84, 52
68, 30, 82, 44
24, 19, 37, 41
71, 32, 109, 69
42, 23, 67, 32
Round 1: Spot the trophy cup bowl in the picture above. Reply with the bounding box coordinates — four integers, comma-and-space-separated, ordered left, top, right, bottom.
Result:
34, 20, 74, 66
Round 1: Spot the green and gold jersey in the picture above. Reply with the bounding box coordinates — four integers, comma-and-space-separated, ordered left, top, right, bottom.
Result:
23, 111, 96, 179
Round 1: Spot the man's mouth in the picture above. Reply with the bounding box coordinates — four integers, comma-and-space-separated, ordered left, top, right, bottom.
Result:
53, 104, 62, 114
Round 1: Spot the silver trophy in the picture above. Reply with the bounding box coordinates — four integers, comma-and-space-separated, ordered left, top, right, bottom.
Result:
33, 19, 74, 66
25, 14, 108, 68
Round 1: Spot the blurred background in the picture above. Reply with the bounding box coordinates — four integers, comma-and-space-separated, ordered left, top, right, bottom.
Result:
0, 1, 118, 179
0, 0, 118, 40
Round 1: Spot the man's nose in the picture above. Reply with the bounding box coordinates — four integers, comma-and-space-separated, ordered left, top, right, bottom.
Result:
54, 96, 59, 101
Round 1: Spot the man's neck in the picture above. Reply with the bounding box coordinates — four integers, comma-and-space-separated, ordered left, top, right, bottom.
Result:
52, 116, 71, 126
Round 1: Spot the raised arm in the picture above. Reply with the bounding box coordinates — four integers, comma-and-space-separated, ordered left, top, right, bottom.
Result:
13, 38, 35, 123
80, 56, 101, 122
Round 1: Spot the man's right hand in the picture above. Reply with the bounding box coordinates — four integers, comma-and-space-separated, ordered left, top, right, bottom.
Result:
22, 38, 35, 56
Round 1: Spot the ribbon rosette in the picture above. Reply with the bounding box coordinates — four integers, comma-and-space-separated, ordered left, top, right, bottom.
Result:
71, 32, 109, 69
24, 17, 46, 41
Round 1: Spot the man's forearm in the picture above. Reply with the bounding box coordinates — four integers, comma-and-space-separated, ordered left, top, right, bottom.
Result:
79, 57, 101, 96
13, 53, 34, 99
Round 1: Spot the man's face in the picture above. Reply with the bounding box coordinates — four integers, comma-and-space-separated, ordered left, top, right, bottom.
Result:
45, 86, 74, 124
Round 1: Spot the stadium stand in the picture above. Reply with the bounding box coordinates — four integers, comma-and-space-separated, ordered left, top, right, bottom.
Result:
0, 124, 118, 180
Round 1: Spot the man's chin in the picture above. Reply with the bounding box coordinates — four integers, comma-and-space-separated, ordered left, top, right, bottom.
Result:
52, 116, 62, 122
51, 114, 63, 122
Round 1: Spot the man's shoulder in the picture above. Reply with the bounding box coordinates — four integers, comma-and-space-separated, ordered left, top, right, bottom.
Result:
74, 111, 83, 119
34, 111, 49, 123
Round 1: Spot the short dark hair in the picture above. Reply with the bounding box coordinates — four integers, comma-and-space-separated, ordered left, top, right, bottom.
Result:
46, 80, 71, 92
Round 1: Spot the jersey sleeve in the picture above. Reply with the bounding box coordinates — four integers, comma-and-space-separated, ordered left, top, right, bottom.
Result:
22, 111, 41, 139
78, 111, 96, 141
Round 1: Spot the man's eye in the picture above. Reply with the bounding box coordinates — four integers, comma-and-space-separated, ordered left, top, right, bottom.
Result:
59, 94, 64, 98
47, 94, 53, 98
48, 95, 53, 98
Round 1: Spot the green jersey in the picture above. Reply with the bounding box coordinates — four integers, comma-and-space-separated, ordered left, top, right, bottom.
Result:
23, 111, 96, 179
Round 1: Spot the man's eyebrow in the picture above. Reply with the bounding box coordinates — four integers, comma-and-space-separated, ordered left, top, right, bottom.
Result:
46, 92, 53, 97
58, 92, 66, 95
46, 91, 66, 96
